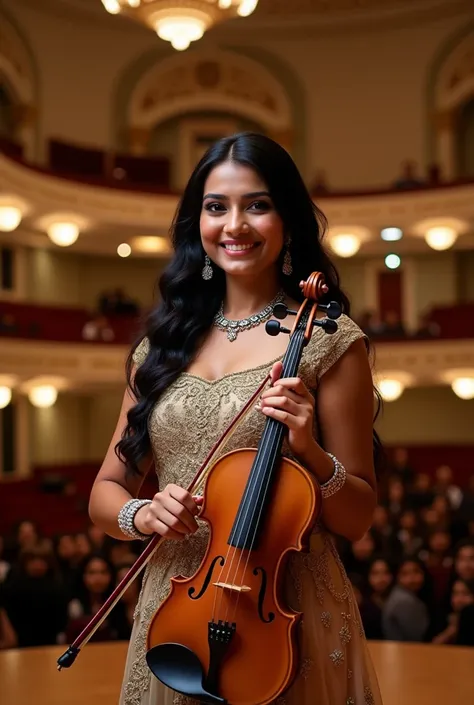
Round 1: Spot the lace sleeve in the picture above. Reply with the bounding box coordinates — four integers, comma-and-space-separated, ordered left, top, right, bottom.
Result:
132, 337, 150, 368
305, 314, 368, 382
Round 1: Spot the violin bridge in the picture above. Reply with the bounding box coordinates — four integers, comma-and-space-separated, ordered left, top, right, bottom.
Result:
212, 581, 251, 593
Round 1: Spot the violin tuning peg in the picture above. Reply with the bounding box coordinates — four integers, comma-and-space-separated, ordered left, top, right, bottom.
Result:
272, 303, 298, 320
319, 301, 342, 320
272, 302, 288, 320
319, 318, 338, 334
266, 320, 291, 337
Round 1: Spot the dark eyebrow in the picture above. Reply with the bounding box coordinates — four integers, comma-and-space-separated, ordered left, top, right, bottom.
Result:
202, 191, 271, 201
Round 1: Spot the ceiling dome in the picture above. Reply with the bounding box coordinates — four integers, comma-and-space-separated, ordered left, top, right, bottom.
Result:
21, 0, 473, 30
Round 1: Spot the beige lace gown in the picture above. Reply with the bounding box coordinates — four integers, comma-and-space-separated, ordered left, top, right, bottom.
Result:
119, 314, 383, 705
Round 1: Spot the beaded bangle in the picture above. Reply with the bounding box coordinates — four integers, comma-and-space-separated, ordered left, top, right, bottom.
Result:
117, 498, 152, 540
320, 453, 347, 499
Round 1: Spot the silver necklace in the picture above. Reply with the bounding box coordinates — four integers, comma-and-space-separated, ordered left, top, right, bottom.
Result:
214, 290, 286, 342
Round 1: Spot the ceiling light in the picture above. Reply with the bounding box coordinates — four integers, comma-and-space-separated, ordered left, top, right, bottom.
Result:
101, 1, 259, 51
28, 385, 58, 408
425, 226, 457, 251
378, 379, 404, 402
329, 234, 360, 258
451, 377, 474, 400
38, 213, 89, 247
117, 243, 132, 257
0, 386, 12, 409
0, 206, 22, 232
413, 218, 467, 252
381, 227, 403, 242
101, 0, 121, 13
132, 236, 170, 254
238, 0, 259, 15
385, 253, 401, 269
0, 196, 29, 232
48, 222, 80, 247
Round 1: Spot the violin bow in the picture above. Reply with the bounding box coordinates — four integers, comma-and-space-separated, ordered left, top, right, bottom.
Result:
57, 372, 271, 670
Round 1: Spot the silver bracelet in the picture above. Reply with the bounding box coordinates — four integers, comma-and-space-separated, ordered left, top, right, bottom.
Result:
320, 453, 347, 499
117, 498, 152, 540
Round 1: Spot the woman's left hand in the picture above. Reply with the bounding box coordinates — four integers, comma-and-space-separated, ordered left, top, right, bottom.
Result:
257, 361, 316, 460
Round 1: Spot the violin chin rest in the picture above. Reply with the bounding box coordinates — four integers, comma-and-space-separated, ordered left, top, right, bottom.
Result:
146, 643, 226, 705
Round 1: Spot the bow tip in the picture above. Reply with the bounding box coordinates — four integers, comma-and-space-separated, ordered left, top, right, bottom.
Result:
57, 645, 80, 670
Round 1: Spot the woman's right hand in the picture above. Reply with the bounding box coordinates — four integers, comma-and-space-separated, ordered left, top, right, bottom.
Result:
133, 484, 203, 540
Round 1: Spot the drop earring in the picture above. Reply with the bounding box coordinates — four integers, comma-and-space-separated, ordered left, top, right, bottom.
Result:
283, 237, 293, 276
202, 254, 213, 280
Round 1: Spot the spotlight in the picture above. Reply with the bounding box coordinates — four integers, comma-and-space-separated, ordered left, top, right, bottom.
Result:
381, 227, 403, 242
117, 243, 132, 258
385, 253, 401, 270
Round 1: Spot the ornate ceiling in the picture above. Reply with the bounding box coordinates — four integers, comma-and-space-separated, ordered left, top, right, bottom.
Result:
17, 0, 474, 26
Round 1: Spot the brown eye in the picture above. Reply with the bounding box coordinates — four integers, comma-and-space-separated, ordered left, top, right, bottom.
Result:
249, 201, 271, 211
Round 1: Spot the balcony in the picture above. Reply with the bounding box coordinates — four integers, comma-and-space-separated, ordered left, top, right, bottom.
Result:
1, 147, 474, 257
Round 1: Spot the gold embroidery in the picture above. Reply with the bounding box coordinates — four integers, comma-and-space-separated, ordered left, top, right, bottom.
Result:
347, 698, 355, 705
173, 696, 201, 705
329, 649, 345, 667
299, 657, 313, 679
365, 686, 375, 705
347, 669, 353, 680
123, 315, 368, 704
321, 611, 332, 628
339, 623, 352, 645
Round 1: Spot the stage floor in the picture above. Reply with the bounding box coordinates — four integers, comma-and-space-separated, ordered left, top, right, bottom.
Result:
0, 641, 473, 705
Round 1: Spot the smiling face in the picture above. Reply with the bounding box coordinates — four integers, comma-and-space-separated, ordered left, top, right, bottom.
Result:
199, 161, 285, 280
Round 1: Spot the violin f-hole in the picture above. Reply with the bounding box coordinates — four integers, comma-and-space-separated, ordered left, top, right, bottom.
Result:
253, 567, 275, 624
188, 555, 225, 600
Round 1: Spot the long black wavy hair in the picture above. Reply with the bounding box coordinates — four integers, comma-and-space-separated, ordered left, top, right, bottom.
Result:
116, 132, 383, 476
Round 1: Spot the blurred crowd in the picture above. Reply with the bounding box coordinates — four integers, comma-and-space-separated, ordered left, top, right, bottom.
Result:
337, 450, 474, 646
0, 451, 473, 650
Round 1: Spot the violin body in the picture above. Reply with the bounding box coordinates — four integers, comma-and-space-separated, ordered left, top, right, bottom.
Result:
146, 448, 320, 705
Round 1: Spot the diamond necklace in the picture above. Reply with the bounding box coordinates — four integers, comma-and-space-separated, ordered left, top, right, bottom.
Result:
214, 290, 286, 342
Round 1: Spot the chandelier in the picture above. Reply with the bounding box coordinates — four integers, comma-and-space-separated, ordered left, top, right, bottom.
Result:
101, 1, 259, 51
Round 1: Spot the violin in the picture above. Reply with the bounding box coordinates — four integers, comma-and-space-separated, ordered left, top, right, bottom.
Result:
145, 272, 342, 705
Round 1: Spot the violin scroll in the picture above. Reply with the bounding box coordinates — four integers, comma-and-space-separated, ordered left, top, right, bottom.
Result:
268, 271, 342, 339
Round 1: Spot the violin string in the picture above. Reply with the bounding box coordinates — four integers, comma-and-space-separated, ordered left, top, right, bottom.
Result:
209, 379, 278, 622
209, 331, 298, 625
226, 325, 305, 624
211, 414, 281, 623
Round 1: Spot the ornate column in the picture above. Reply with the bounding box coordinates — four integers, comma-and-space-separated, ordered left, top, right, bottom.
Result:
435, 109, 456, 181
12, 103, 37, 162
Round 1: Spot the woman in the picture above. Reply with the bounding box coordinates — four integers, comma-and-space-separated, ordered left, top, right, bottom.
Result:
382, 558, 430, 642
89, 133, 383, 705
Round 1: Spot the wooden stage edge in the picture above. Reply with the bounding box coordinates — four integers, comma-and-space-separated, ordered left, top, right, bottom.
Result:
1, 641, 473, 705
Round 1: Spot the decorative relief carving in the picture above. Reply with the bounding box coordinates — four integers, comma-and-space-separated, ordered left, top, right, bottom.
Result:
435, 32, 474, 109
3, 151, 474, 235
0, 18, 35, 102
129, 49, 292, 131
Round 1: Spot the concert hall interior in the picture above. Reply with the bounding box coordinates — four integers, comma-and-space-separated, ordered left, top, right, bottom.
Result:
0, 1, 474, 704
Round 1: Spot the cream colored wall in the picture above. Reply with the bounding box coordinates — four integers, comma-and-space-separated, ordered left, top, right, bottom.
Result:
3, 0, 473, 186
24, 248, 164, 309
413, 252, 458, 317
28, 385, 474, 467
29, 394, 89, 465
85, 391, 124, 461
375, 387, 474, 445
25, 248, 83, 305
21, 246, 474, 315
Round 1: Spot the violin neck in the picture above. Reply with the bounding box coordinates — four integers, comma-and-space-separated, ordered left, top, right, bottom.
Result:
228, 320, 309, 552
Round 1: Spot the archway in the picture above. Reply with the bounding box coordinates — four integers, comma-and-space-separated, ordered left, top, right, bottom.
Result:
431, 30, 474, 180
0, 12, 37, 159
125, 49, 294, 188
